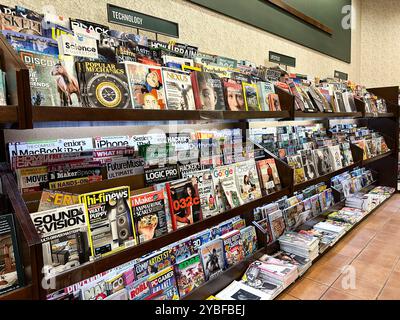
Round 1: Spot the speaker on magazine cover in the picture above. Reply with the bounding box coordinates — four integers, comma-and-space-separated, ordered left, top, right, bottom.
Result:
116, 199, 132, 243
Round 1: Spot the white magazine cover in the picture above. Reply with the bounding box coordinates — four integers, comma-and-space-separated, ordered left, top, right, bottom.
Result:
216, 281, 272, 301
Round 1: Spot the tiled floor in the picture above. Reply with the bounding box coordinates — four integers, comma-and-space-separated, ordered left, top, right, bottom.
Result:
277, 194, 400, 300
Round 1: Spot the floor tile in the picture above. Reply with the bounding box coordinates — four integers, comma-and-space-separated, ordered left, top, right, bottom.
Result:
276, 293, 299, 300
332, 275, 384, 300
350, 260, 392, 285
305, 265, 343, 286
377, 286, 400, 300
287, 278, 329, 300
317, 252, 354, 269
320, 288, 360, 300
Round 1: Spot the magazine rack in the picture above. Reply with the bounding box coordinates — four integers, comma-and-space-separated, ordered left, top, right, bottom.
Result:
0, 30, 398, 300
0, 35, 30, 130
0, 164, 42, 300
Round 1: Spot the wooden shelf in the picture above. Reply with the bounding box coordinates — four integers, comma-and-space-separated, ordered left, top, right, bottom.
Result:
294, 111, 362, 119
0, 285, 32, 301
363, 151, 394, 166
363, 112, 395, 118
293, 162, 360, 192
276, 191, 394, 299
183, 248, 266, 300
32, 107, 291, 123
0, 105, 18, 123
44, 187, 290, 293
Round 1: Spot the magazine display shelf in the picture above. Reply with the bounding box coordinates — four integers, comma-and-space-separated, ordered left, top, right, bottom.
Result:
0, 164, 42, 300
0, 30, 398, 300
184, 180, 391, 300
0, 35, 30, 129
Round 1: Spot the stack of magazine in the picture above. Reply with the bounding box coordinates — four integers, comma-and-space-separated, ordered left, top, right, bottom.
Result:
278, 232, 320, 261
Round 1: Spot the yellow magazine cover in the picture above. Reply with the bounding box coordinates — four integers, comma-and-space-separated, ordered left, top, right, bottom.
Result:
79, 186, 137, 258
242, 82, 262, 111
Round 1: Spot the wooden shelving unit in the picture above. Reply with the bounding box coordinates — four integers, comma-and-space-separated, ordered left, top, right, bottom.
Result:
0, 31, 399, 301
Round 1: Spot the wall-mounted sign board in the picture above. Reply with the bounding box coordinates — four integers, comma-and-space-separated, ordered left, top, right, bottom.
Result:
269, 51, 296, 68
334, 70, 349, 81
107, 4, 179, 38
188, 0, 352, 63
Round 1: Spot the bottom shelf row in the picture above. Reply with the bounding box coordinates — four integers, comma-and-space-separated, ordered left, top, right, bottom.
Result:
43, 183, 394, 301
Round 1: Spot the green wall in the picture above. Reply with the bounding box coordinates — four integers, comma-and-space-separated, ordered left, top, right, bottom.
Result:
188, 0, 352, 63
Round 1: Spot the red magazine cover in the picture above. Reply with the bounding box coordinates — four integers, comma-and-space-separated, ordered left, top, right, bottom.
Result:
166, 178, 203, 230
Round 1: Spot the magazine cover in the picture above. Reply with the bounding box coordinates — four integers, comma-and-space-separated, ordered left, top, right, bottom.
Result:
240, 226, 258, 257
170, 238, 194, 264
268, 210, 286, 241
185, 170, 220, 219
328, 145, 343, 171
242, 82, 261, 111
221, 230, 244, 268
30, 204, 90, 278
257, 81, 275, 111
221, 78, 245, 111
191, 229, 211, 254
148, 266, 180, 300
166, 178, 202, 230
3, 30, 58, 55
19, 50, 61, 106
162, 68, 196, 110
126, 277, 151, 300
174, 254, 206, 298
211, 165, 239, 212
106, 157, 145, 180
16, 166, 48, 194
130, 190, 169, 244
80, 272, 115, 300
192, 71, 226, 111
199, 239, 225, 281
0, 13, 42, 35
125, 61, 166, 109
216, 280, 271, 300
0, 214, 24, 295
300, 149, 319, 181
253, 217, 273, 244
235, 160, 262, 203
283, 203, 304, 230
241, 261, 283, 299
134, 249, 173, 280
78, 61, 131, 109
38, 189, 80, 212
79, 187, 136, 258
257, 159, 281, 195
313, 148, 332, 176
221, 174, 245, 210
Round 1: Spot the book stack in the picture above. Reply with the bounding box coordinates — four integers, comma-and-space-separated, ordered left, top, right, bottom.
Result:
241, 261, 285, 299
257, 255, 298, 289
299, 229, 340, 253
278, 232, 320, 261
327, 207, 365, 225
272, 251, 312, 276
313, 220, 349, 237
